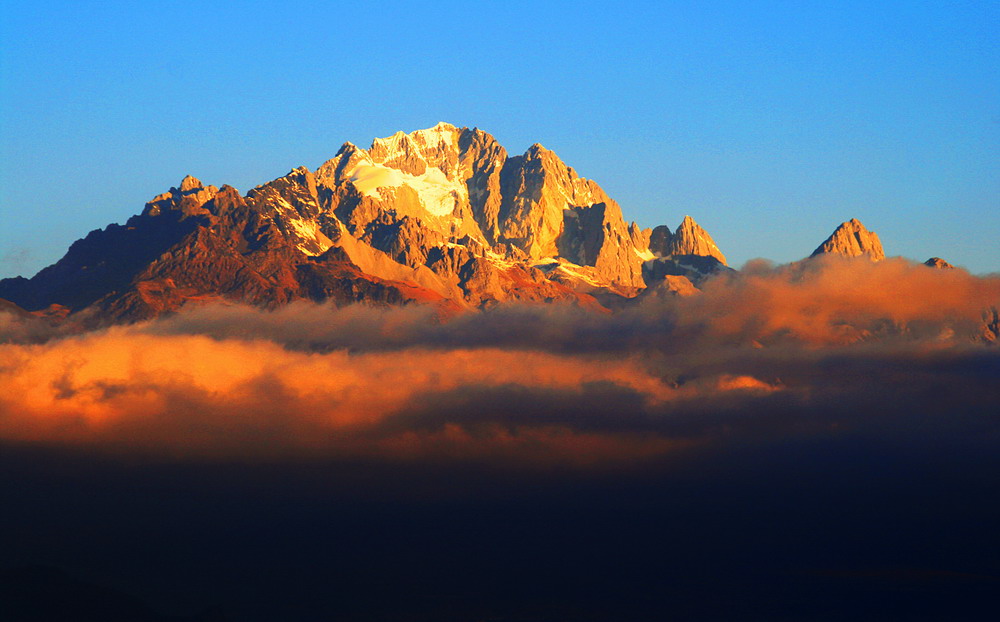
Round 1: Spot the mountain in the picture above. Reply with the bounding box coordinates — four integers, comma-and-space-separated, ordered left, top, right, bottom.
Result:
811, 218, 886, 261
10, 125, 960, 326
0, 123, 734, 321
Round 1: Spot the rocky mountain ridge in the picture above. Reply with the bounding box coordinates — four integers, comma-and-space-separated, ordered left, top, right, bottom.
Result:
0, 123, 957, 324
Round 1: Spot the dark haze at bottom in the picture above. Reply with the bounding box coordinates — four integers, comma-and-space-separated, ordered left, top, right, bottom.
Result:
3, 423, 1000, 622
2, 258, 999, 620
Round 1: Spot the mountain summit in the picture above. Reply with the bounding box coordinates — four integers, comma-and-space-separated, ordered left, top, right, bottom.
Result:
0, 123, 738, 321
649, 215, 727, 265
811, 218, 885, 261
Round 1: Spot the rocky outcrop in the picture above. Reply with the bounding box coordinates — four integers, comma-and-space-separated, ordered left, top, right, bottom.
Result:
142, 175, 218, 218
638, 215, 729, 287
811, 219, 885, 261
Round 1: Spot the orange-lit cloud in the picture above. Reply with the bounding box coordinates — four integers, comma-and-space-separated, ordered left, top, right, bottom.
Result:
1, 256, 997, 463
679, 256, 1000, 346
0, 329, 689, 459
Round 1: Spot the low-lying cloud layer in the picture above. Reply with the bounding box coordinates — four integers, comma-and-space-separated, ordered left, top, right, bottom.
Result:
1, 256, 997, 462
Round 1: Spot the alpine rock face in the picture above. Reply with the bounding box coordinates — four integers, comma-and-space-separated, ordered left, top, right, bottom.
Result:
313, 123, 648, 295
1, 122, 909, 324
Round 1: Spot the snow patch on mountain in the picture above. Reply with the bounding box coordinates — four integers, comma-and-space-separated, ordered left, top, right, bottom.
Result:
287, 217, 332, 256
347, 162, 467, 217
410, 121, 457, 148
634, 247, 655, 262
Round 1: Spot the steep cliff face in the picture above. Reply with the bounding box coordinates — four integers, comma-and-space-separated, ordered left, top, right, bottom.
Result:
811, 219, 885, 261
497, 144, 610, 258
558, 202, 645, 287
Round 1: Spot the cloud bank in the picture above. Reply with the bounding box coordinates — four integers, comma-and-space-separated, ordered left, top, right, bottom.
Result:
1, 256, 997, 463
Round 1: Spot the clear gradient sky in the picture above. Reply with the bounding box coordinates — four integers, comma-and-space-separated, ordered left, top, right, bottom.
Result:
1, 0, 997, 276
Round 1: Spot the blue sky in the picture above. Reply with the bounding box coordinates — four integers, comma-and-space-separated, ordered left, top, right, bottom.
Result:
2, 0, 997, 276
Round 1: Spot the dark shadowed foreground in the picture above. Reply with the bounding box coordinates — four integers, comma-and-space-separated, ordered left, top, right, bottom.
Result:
1, 258, 999, 620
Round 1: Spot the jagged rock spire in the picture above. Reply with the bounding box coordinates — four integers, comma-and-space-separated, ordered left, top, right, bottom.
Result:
671, 215, 727, 264
179, 174, 203, 192
811, 218, 885, 261
648, 215, 727, 265
142, 175, 218, 218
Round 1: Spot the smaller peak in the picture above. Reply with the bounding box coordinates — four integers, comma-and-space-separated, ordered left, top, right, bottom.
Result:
924, 257, 955, 269
811, 218, 885, 261
666, 216, 726, 264
524, 143, 558, 161
371, 129, 416, 150
179, 175, 203, 192
288, 165, 311, 176
832, 218, 872, 233
675, 216, 705, 235
328, 142, 368, 167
